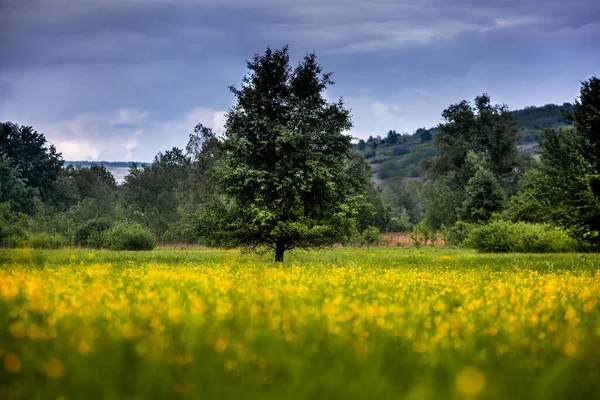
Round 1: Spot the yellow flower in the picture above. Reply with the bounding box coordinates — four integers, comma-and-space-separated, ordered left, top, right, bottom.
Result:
9, 321, 26, 339
563, 342, 577, 356
77, 341, 91, 355
214, 338, 228, 353
455, 366, 486, 396
4, 353, 22, 373
44, 358, 65, 379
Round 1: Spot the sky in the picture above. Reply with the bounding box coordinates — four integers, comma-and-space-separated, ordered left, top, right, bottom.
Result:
1, 0, 598, 162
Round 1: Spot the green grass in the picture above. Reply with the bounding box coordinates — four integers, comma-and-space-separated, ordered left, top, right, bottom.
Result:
1, 247, 599, 400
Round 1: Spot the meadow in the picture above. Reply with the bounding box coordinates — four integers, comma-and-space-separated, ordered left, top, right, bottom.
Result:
1, 247, 599, 399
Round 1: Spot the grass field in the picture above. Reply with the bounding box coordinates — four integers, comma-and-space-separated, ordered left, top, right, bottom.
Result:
1, 247, 599, 399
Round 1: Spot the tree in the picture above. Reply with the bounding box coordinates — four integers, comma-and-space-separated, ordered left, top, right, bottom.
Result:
122, 148, 189, 241
0, 153, 37, 214
357, 139, 367, 151
0, 122, 63, 200
421, 94, 524, 229
200, 46, 368, 261
386, 130, 399, 144
416, 128, 432, 143
516, 77, 600, 244
460, 160, 506, 223
357, 183, 389, 233
424, 94, 522, 188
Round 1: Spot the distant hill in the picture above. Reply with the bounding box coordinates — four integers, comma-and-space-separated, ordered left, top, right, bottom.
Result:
64, 161, 150, 183
356, 103, 573, 184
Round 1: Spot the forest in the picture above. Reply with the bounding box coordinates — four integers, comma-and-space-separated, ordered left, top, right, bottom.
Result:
1, 47, 599, 261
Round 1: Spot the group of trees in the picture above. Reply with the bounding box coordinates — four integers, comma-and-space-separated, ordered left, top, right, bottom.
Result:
420, 77, 600, 248
1, 45, 598, 260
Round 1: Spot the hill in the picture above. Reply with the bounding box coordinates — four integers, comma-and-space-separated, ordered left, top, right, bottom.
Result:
357, 103, 573, 184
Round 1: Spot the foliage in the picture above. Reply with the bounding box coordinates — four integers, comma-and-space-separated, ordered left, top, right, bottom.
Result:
512, 103, 574, 130
121, 148, 189, 241
513, 77, 600, 246
464, 221, 578, 253
444, 220, 476, 246
387, 212, 412, 232
356, 183, 389, 232
410, 222, 438, 246
27, 232, 68, 249
200, 46, 368, 261
459, 156, 506, 223
361, 226, 382, 246
2, 248, 599, 399
101, 221, 156, 251
74, 219, 114, 247
0, 153, 37, 214
503, 167, 551, 224
60, 164, 117, 203
0, 203, 30, 247
0, 121, 63, 201
355, 103, 571, 184
421, 176, 462, 230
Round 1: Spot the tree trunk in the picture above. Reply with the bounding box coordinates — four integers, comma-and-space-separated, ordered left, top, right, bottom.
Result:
275, 241, 285, 262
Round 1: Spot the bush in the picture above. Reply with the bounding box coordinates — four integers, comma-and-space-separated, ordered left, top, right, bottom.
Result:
74, 219, 114, 247
464, 221, 578, 253
28, 233, 67, 249
0, 203, 30, 247
101, 221, 156, 251
410, 222, 438, 246
445, 221, 476, 246
361, 226, 382, 247
2, 234, 28, 248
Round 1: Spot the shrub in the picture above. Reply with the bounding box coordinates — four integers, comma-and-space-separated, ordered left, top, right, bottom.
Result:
28, 233, 67, 249
101, 221, 156, 251
445, 221, 476, 246
75, 219, 114, 247
361, 226, 382, 247
411, 222, 438, 246
0, 203, 30, 247
2, 234, 28, 248
464, 221, 577, 253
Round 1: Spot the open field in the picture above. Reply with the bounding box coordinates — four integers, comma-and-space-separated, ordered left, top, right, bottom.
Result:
1, 248, 599, 399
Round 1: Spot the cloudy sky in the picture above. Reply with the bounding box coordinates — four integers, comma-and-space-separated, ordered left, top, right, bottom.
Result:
1, 0, 598, 161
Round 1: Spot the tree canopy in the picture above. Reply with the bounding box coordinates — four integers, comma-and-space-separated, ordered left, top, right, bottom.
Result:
0, 122, 63, 201
198, 46, 369, 261
513, 77, 600, 244
421, 94, 525, 228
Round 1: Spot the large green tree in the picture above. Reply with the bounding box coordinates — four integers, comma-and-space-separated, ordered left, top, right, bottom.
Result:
199, 46, 368, 261
0, 122, 63, 201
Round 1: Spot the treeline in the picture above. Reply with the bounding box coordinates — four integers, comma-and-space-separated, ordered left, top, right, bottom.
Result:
1, 47, 598, 258
0, 122, 218, 250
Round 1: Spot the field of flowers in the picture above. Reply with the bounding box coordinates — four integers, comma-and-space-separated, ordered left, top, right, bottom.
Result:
1, 247, 599, 399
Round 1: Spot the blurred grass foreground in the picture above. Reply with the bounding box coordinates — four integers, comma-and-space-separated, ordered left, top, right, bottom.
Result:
1, 247, 599, 399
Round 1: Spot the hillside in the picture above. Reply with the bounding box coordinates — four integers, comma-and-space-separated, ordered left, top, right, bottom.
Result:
357, 103, 573, 184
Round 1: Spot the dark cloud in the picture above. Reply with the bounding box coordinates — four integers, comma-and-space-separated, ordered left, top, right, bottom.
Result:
0, 0, 598, 160
2, 0, 597, 67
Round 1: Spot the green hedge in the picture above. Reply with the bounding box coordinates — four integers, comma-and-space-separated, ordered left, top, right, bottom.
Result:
28, 233, 68, 249
101, 221, 156, 251
464, 221, 577, 253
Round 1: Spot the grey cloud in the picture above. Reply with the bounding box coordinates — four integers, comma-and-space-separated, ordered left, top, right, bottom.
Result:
0, 0, 598, 161
2, 0, 597, 68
